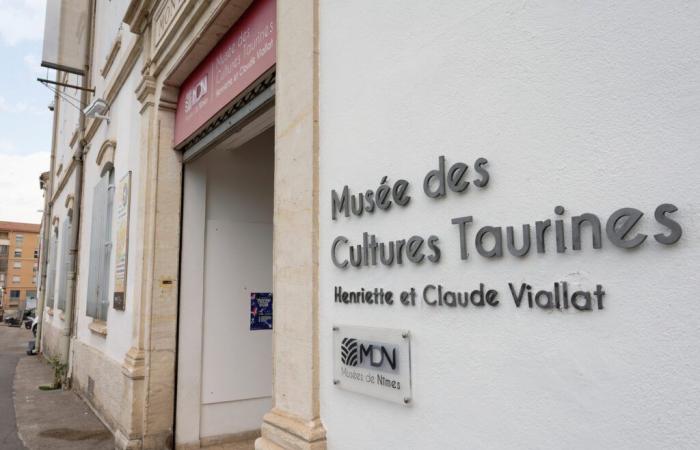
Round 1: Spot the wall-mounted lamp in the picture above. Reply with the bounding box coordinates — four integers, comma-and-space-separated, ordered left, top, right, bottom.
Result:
84, 98, 110, 124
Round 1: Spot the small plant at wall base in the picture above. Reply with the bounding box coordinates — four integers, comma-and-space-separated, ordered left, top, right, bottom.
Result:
38, 356, 67, 390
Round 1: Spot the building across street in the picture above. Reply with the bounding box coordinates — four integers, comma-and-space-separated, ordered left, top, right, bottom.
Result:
0, 221, 40, 315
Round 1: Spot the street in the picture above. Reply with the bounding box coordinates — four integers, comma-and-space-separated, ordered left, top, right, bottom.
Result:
0, 324, 111, 450
0, 323, 28, 449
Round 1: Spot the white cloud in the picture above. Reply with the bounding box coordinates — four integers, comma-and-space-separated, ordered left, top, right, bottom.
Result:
0, 0, 45, 46
0, 138, 17, 152
23, 53, 44, 77
0, 151, 49, 223
0, 95, 49, 116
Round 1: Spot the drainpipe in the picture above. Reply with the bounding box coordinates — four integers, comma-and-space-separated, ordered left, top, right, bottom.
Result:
35, 85, 60, 354
59, 0, 94, 375
60, 135, 84, 372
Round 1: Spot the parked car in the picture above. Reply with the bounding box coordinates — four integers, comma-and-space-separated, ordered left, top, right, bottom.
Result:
3, 310, 22, 327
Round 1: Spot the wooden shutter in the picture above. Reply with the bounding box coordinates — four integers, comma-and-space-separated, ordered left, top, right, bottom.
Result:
45, 232, 58, 308
86, 175, 107, 318
98, 172, 115, 321
57, 220, 71, 310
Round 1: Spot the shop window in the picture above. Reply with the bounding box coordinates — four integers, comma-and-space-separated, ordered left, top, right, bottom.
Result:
13, 261, 21, 269
14, 249, 21, 257
86, 169, 115, 321
15, 234, 23, 247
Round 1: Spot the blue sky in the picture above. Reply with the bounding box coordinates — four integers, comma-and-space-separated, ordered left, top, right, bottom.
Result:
0, 0, 53, 224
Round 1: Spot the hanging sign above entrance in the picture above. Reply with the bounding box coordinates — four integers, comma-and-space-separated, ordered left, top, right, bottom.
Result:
174, 0, 276, 146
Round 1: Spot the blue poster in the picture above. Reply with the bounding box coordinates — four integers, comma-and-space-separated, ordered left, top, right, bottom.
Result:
250, 292, 273, 330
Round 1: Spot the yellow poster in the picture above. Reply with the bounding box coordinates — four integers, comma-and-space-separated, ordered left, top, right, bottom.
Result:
113, 171, 131, 310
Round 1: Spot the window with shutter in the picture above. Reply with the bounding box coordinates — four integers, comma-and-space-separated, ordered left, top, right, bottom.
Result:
86, 169, 115, 321
57, 219, 72, 311
45, 229, 58, 308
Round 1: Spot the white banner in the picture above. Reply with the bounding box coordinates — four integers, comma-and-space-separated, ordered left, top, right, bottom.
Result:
41, 0, 90, 75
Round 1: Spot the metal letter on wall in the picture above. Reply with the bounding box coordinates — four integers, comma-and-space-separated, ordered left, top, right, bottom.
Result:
113, 172, 131, 310
333, 325, 413, 405
41, 0, 90, 75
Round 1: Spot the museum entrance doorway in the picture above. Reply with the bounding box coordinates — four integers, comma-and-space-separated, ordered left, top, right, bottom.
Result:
176, 104, 274, 447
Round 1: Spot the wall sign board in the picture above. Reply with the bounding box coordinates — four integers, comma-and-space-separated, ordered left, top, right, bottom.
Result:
333, 325, 412, 405
113, 171, 131, 311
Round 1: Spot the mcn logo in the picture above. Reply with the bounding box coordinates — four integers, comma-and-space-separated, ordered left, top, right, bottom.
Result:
341, 337, 398, 372
184, 77, 208, 113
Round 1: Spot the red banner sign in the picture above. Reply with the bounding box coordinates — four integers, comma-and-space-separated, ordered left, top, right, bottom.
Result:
174, 0, 276, 146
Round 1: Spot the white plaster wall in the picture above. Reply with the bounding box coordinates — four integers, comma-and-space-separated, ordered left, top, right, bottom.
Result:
41, 170, 76, 351
319, 1, 700, 449
74, 66, 141, 364
54, 81, 81, 174
92, 0, 136, 95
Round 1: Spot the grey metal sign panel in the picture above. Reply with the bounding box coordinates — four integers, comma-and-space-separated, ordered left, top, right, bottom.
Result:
333, 325, 412, 405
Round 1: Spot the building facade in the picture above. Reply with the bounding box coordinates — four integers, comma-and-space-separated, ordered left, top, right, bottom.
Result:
38, 1, 700, 450
0, 221, 40, 311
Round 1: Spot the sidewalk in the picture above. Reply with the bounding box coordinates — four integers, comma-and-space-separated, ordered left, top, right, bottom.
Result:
14, 351, 112, 449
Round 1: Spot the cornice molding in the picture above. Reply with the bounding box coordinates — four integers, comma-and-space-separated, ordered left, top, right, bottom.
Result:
69, 127, 80, 149
100, 33, 122, 78
124, 0, 155, 34
50, 149, 79, 205
96, 140, 117, 175
158, 84, 179, 111
64, 194, 75, 210
136, 75, 157, 114
64, 195, 75, 219
85, 35, 144, 146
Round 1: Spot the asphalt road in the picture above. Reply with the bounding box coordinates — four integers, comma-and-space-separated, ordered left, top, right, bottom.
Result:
0, 324, 30, 450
